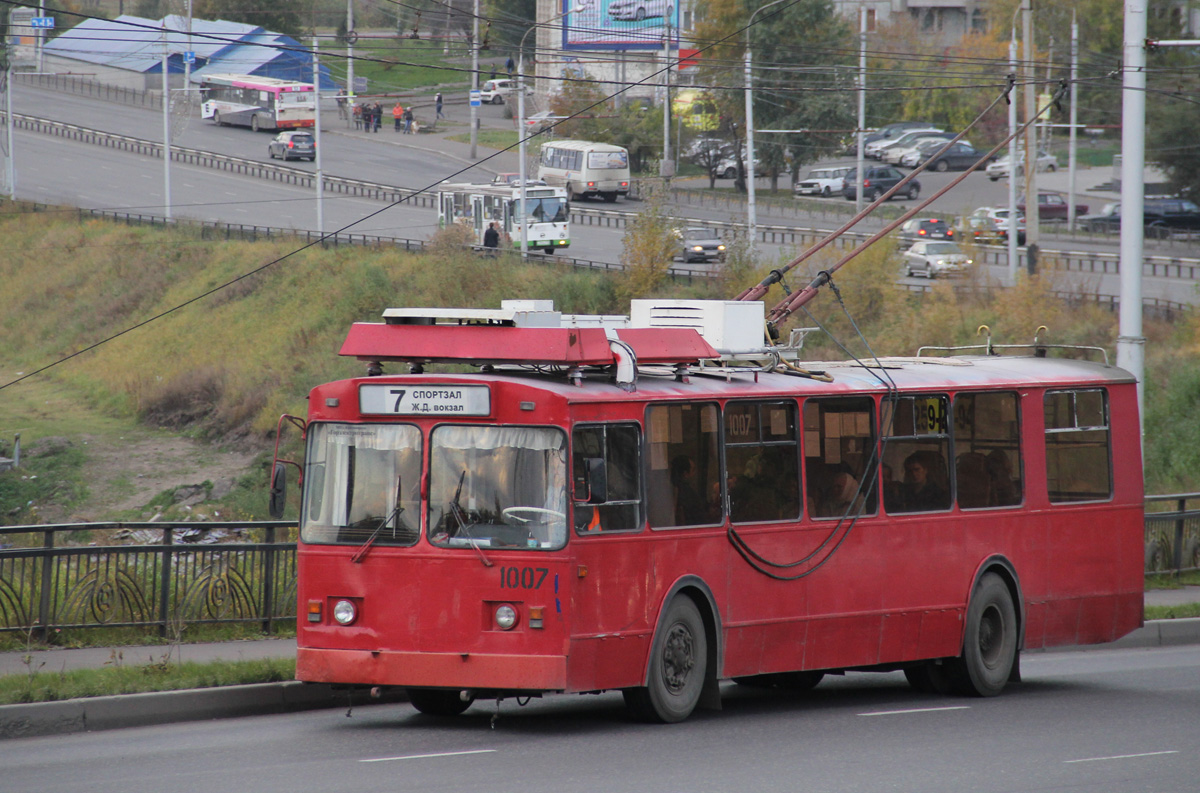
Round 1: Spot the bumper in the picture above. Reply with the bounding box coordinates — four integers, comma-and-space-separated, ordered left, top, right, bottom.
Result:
297, 647, 569, 691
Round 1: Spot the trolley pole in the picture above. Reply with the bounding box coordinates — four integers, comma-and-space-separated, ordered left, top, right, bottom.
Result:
161, 23, 172, 220
313, 36, 325, 234
470, 0, 479, 159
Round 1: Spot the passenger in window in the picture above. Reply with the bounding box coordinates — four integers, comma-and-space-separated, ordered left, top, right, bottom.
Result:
955, 452, 991, 509
826, 469, 865, 517
881, 463, 905, 513
987, 449, 1018, 506
902, 452, 949, 512
670, 455, 707, 525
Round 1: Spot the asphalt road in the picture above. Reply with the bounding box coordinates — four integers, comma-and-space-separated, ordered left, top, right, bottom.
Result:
2, 645, 1197, 793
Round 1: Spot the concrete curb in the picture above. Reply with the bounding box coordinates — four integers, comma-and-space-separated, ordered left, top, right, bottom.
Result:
0, 681, 407, 741
3, 618, 1197, 739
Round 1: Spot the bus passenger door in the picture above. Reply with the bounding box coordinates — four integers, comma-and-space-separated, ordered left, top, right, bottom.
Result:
472, 196, 485, 242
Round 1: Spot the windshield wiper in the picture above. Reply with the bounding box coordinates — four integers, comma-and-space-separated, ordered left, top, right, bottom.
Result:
449, 469, 493, 568
351, 475, 404, 564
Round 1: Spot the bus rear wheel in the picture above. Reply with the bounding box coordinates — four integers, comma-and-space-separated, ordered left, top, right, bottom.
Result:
407, 688, 474, 716
251, 114, 261, 132
623, 596, 707, 723
955, 572, 1018, 696
601, 191, 618, 203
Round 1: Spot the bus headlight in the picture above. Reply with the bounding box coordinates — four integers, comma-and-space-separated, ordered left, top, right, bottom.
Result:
495, 604, 518, 630
333, 599, 357, 625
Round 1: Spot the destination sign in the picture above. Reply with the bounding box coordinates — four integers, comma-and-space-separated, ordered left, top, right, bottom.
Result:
359, 384, 491, 416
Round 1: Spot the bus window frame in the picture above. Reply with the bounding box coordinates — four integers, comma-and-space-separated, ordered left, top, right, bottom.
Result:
951, 390, 1024, 511
879, 392, 953, 515
723, 399, 803, 525
1044, 388, 1113, 505
571, 422, 645, 536
645, 401, 723, 531
802, 395, 880, 520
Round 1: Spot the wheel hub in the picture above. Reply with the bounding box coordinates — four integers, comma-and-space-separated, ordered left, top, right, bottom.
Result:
662, 624, 695, 693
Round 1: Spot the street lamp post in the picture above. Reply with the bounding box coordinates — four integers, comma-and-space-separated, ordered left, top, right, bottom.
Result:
744, 0, 788, 255
518, 6, 580, 259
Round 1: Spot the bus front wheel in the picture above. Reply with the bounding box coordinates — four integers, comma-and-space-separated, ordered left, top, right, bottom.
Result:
407, 688, 473, 716
623, 596, 707, 723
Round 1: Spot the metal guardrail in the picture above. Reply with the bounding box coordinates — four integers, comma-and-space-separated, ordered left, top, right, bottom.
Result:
14, 72, 163, 110
1, 496, 1194, 636
0, 522, 296, 638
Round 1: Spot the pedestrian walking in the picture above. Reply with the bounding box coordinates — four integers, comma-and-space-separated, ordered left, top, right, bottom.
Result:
506, 56, 515, 76
435, 92, 445, 120
489, 66, 497, 81
337, 95, 348, 120
403, 106, 414, 134
483, 222, 500, 252
393, 102, 403, 132
373, 102, 382, 132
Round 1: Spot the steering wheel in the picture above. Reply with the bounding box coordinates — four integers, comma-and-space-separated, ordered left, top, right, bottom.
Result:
501, 506, 566, 525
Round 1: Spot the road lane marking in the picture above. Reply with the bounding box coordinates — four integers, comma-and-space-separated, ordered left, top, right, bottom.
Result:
1065, 750, 1178, 764
360, 749, 497, 763
858, 706, 971, 717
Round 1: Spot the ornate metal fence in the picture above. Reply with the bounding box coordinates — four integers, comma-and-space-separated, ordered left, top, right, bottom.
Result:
1144, 493, 1200, 574
0, 522, 296, 637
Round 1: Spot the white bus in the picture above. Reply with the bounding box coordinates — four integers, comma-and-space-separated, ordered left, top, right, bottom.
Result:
437, 182, 571, 253
537, 140, 631, 203
199, 74, 316, 132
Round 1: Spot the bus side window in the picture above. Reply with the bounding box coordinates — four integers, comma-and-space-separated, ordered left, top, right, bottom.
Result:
953, 391, 1023, 509
646, 404, 720, 528
1045, 389, 1111, 502
879, 394, 951, 514
572, 423, 643, 533
725, 401, 801, 523
803, 397, 878, 519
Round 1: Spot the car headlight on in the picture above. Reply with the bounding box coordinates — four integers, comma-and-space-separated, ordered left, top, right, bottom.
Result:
333, 599, 357, 625
717, 244, 726, 252
495, 604, 518, 630
692, 245, 703, 252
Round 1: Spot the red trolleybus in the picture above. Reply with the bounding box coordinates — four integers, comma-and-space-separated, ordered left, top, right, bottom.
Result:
199, 74, 316, 132
282, 299, 1143, 722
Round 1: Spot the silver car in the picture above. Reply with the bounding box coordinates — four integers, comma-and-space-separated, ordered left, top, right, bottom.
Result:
902, 241, 972, 278
267, 130, 315, 162
676, 226, 726, 263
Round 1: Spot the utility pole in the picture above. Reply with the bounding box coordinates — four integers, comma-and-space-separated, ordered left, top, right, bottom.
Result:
470, 0, 479, 158
313, 36, 325, 233
1120, 0, 1148, 431
661, 21, 672, 181
161, 23, 172, 220
346, 0, 355, 111
855, 5, 866, 217
1022, 0, 1038, 274
1067, 14, 1079, 230
1007, 32, 1018, 279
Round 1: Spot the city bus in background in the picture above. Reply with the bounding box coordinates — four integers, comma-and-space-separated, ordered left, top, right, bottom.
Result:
279, 298, 1144, 723
536, 140, 630, 202
436, 181, 570, 253
199, 74, 315, 132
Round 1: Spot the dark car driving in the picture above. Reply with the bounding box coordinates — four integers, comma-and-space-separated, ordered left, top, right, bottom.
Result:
842, 166, 920, 201
1077, 198, 1200, 237
267, 131, 316, 162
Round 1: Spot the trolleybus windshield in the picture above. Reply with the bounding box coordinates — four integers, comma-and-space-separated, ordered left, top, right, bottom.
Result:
428, 426, 568, 550
301, 423, 422, 545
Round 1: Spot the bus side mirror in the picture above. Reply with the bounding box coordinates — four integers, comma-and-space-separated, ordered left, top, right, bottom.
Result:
269, 462, 288, 518
573, 457, 607, 504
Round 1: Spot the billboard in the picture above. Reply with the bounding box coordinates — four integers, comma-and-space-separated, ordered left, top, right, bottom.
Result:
564, 0, 680, 51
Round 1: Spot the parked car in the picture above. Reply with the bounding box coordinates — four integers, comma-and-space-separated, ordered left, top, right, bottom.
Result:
1076, 198, 1200, 237
479, 78, 529, 104
675, 226, 726, 263
880, 131, 956, 164
842, 166, 920, 201
713, 154, 764, 179
902, 241, 972, 278
905, 141, 992, 172
968, 206, 1027, 244
794, 166, 853, 198
985, 150, 1058, 180
1017, 191, 1088, 221
684, 137, 732, 163
267, 130, 315, 161
898, 218, 955, 245
865, 127, 942, 159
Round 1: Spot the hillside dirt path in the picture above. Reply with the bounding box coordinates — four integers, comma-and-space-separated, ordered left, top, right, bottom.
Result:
72, 430, 262, 521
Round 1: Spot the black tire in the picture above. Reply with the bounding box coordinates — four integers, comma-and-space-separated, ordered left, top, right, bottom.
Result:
732, 671, 823, 690
988, 175, 999, 182
907, 184, 920, 200
212, 110, 222, 126
492, 95, 504, 105
544, 246, 555, 254
623, 597, 707, 723
635, 7, 646, 20
868, 188, 882, 202
268, 148, 275, 159
723, 167, 737, 179
934, 159, 949, 172
1047, 164, 1057, 172
821, 186, 831, 197
602, 191, 618, 203
407, 688, 473, 716
956, 573, 1018, 697
904, 663, 957, 694
251, 114, 261, 133
565, 185, 575, 202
